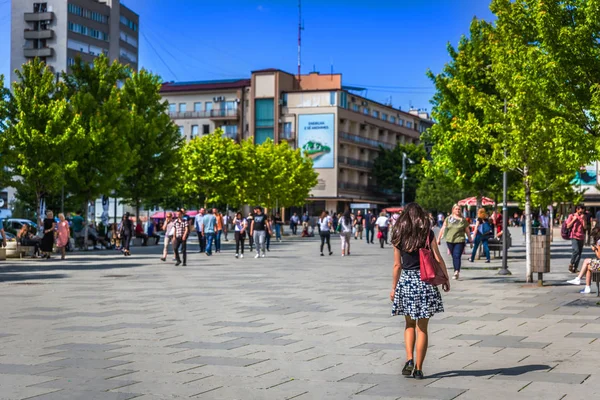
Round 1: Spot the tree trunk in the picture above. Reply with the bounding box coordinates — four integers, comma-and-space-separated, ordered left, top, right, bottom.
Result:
524, 165, 533, 283
476, 191, 483, 210
36, 193, 42, 233
83, 199, 90, 251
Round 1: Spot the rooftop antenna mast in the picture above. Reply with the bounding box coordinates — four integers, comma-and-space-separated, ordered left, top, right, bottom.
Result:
298, 0, 304, 83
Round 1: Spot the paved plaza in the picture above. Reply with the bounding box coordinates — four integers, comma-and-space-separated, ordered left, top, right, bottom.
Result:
1, 228, 600, 399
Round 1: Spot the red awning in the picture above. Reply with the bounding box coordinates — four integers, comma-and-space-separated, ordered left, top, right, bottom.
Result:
150, 210, 198, 219
457, 197, 496, 207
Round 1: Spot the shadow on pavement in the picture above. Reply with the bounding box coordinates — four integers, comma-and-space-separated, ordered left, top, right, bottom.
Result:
428, 364, 550, 379
0, 273, 68, 282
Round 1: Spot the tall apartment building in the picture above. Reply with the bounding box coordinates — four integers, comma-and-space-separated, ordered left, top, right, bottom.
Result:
160, 69, 433, 212
10, 0, 139, 85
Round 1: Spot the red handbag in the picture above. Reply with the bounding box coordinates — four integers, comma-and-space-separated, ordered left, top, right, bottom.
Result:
419, 235, 448, 286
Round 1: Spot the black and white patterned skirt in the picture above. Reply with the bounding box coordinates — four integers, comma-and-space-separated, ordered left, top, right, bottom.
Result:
391, 269, 444, 320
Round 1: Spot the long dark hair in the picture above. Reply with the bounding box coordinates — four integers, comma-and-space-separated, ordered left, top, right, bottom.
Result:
343, 210, 351, 226
391, 202, 432, 252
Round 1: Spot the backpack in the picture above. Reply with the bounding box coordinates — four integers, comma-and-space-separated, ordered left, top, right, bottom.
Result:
478, 221, 492, 237
561, 219, 572, 240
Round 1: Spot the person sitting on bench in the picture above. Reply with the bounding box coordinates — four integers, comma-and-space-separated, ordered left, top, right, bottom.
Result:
135, 222, 148, 246
147, 220, 160, 245
567, 227, 600, 294
16, 223, 41, 257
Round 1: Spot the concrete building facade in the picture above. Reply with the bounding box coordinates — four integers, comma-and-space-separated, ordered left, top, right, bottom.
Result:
160, 69, 433, 212
10, 0, 139, 85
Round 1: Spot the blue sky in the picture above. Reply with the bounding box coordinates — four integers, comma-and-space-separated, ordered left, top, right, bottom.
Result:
0, 0, 494, 111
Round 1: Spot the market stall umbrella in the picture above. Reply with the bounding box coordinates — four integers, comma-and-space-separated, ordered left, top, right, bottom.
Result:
382, 207, 403, 214
457, 197, 496, 207
150, 210, 198, 219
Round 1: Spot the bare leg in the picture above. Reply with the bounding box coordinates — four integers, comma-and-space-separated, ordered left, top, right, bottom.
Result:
577, 259, 591, 279
415, 318, 430, 370
587, 269, 593, 286
404, 316, 416, 362
61, 247, 65, 260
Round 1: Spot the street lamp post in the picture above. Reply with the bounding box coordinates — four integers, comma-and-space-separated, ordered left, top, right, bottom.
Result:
400, 152, 415, 207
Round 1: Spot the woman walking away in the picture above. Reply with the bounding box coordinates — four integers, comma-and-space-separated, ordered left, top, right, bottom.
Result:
56, 213, 70, 260
376, 211, 390, 248
161, 212, 174, 262
469, 208, 492, 263
233, 212, 247, 258
41, 210, 56, 259
119, 213, 133, 256
340, 211, 352, 256
438, 204, 472, 280
247, 214, 254, 251
319, 211, 333, 256
390, 202, 449, 379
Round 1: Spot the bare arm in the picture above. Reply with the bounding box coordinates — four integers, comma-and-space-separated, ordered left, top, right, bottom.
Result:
566, 215, 576, 229
465, 223, 472, 243
389, 247, 403, 301
437, 219, 447, 244
250, 220, 254, 236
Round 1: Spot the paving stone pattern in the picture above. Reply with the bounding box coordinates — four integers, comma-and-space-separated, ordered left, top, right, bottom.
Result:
0, 228, 599, 399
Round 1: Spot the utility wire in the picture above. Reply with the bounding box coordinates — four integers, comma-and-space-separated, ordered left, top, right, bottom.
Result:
346, 83, 434, 90
141, 32, 179, 81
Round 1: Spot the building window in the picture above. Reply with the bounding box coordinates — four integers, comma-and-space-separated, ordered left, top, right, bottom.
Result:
178, 125, 185, 137
352, 104, 359, 112
382, 113, 388, 121
256, 128, 274, 144
120, 15, 138, 31
169, 103, 176, 113
255, 99, 274, 127
224, 125, 238, 138
390, 116, 396, 124
191, 125, 199, 138
120, 48, 137, 62
281, 93, 288, 106
406, 121, 413, 129
330, 91, 336, 106
202, 124, 210, 134
194, 102, 202, 112
340, 92, 348, 109
178, 103, 186, 113
205, 102, 213, 112
372, 110, 379, 118
398, 119, 404, 126
119, 31, 138, 47
363, 108, 369, 115
68, 22, 109, 41
283, 122, 292, 134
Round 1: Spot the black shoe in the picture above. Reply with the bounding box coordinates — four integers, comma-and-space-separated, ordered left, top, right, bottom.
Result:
485, 260, 490, 263
412, 369, 424, 379
175, 261, 181, 266
182, 263, 186, 266
320, 253, 324, 256
329, 251, 333, 256
160, 257, 166, 262
402, 360, 414, 376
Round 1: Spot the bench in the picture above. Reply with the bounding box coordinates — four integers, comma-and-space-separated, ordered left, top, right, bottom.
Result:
592, 271, 600, 297
478, 233, 512, 259
5, 242, 37, 259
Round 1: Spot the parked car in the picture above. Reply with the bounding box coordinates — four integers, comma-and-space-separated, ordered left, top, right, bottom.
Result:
4, 219, 38, 234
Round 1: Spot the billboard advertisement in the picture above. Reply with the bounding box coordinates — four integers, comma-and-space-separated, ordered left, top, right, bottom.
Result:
298, 113, 335, 169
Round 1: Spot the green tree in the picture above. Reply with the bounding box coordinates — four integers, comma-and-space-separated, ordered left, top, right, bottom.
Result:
180, 130, 242, 207
433, 2, 597, 281
416, 176, 472, 213
372, 143, 426, 204
425, 19, 504, 206
63, 55, 133, 240
1, 59, 82, 225
117, 69, 183, 222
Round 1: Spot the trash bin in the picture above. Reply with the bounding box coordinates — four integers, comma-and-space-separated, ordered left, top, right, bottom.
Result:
531, 234, 550, 285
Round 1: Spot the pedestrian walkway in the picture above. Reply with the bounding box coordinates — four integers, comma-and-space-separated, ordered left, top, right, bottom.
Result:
0, 229, 598, 399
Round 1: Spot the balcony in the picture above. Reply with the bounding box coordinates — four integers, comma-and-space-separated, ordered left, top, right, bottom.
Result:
24, 12, 54, 22
24, 29, 54, 40
338, 156, 374, 170
338, 182, 370, 192
280, 131, 295, 141
24, 47, 53, 58
168, 109, 239, 120
339, 131, 394, 150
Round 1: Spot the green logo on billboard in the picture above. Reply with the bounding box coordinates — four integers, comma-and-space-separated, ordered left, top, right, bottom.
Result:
302, 140, 331, 161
